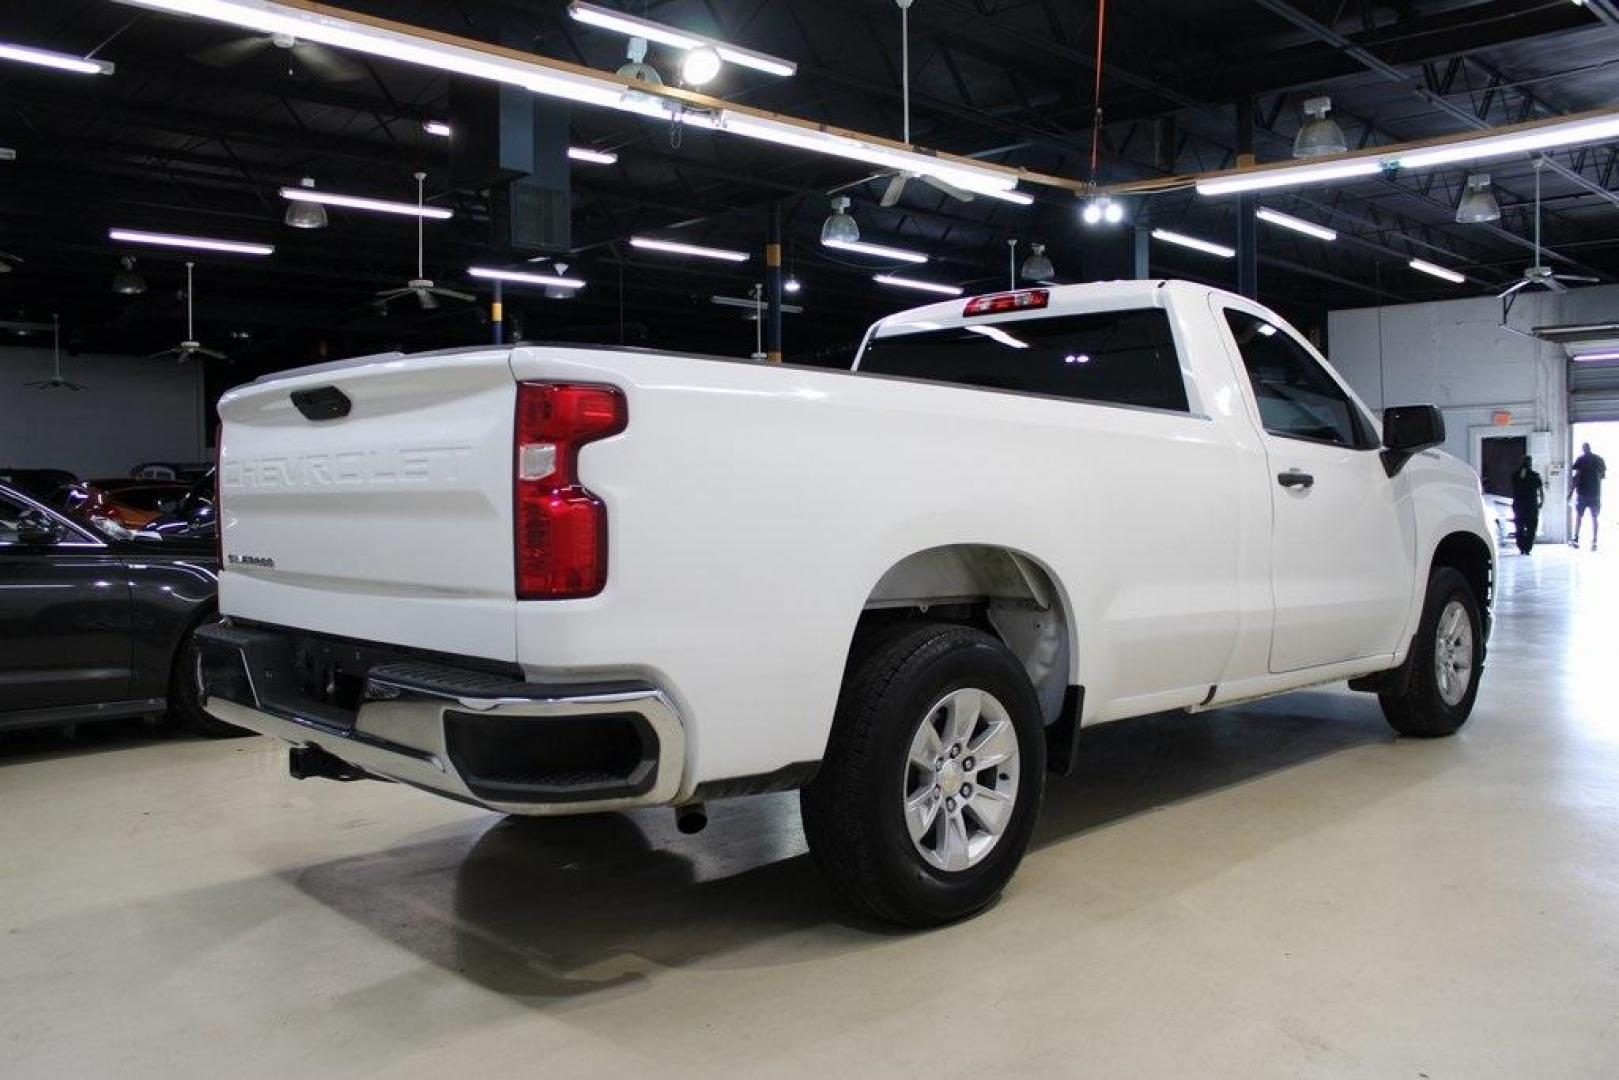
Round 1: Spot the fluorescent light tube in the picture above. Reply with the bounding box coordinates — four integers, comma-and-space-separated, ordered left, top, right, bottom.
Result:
469, 266, 585, 289
0, 148, 15, 161
1408, 258, 1466, 284
712, 49, 800, 80
823, 237, 929, 264
569, 2, 701, 49
630, 236, 750, 261
568, 146, 619, 165
279, 186, 453, 219
1197, 158, 1382, 197
567, 1, 797, 77
874, 274, 963, 296
1572, 351, 1619, 362
108, 228, 273, 256
0, 42, 114, 76
422, 120, 452, 137
1394, 113, 1619, 170
1256, 207, 1338, 241
1151, 229, 1236, 258
979, 188, 1035, 206
967, 325, 1030, 349
720, 111, 1019, 196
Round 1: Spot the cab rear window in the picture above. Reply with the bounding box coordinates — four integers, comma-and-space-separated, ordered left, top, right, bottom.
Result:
860, 308, 1189, 413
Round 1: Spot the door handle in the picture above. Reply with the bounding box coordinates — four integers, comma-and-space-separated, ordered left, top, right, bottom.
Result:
1278, 470, 1315, 490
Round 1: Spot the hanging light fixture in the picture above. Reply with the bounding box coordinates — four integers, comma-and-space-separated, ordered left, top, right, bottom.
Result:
821, 196, 860, 245
112, 256, 147, 295
1455, 174, 1502, 224
1020, 242, 1055, 282
1081, 195, 1123, 226
284, 177, 328, 229
615, 36, 663, 103
680, 44, 722, 86
1293, 96, 1348, 158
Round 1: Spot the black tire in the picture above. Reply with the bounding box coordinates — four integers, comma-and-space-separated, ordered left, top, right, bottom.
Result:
800, 622, 1046, 927
168, 619, 251, 739
1380, 567, 1483, 738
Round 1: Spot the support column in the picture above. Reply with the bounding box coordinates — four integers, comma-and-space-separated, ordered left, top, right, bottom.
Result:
764, 202, 783, 363
1132, 225, 1150, 279
1236, 97, 1259, 299
491, 279, 504, 345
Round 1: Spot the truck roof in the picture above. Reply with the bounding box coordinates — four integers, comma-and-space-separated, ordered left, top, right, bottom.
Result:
867, 279, 1242, 339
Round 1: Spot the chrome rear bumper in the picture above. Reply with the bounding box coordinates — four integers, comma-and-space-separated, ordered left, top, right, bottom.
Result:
196, 622, 685, 816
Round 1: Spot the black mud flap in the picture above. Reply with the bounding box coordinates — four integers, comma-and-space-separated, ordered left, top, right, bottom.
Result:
1349, 661, 1413, 696
1045, 686, 1084, 777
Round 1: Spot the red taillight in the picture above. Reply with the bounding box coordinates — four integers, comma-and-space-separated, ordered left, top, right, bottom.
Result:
964, 289, 1049, 317
514, 382, 627, 599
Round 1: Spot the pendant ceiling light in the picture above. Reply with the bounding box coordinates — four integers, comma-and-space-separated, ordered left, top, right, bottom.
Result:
615, 36, 663, 102
820, 196, 860, 245
680, 45, 721, 86
1293, 96, 1348, 159
1455, 174, 1502, 224
112, 256, 147, 295
1081, 196, 1124, 226
283, 177, 328, 229
1020, 243, 1055, 282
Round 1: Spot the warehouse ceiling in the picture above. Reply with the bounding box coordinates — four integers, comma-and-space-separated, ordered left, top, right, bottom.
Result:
3, 0, 1619, 374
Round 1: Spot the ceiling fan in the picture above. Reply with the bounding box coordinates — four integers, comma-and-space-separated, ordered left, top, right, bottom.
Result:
153, 262, 227, 363
0, 251, 22, 274
872, 0, 975, 207
1498, 156, 1598, 299
192, 30, 366, 83
25, 315, 87, 391
376, 173, 473, 312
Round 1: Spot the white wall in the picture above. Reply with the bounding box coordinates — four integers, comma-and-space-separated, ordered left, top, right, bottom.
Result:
1328, 285, 1619, 543
0, 346, 206, 478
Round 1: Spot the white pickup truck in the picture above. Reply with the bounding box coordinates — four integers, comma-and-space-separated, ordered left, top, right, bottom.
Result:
199, 280, 1494, 926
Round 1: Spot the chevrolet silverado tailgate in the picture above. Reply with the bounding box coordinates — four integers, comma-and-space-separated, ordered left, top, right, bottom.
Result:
216, 347, 519, 662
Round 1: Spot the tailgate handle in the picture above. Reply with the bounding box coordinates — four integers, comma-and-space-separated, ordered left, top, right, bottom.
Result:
290, 386, 352, 422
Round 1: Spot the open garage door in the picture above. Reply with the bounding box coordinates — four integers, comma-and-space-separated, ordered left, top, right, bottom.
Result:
1570, 359, 1619, 423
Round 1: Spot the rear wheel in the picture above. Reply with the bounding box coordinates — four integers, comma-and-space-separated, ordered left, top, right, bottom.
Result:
1380, 567, 1483, 738
169, 619, 250, 739
801, 623, 1045, 927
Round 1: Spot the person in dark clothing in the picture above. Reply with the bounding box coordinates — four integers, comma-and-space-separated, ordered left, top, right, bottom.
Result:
1569, 442, 1606, 551
1511, 456, 1545, 555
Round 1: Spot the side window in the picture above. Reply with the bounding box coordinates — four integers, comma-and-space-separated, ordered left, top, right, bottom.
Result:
0, 494, 28, 545
1224, 309, 1370, 448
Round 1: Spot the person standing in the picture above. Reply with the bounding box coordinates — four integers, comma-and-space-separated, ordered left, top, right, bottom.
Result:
1569, 442, 1606, 551
1511, 455, 1545, 555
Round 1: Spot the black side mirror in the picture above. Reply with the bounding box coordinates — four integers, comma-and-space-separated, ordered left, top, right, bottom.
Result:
1381, 404, 1446, 477
15, 509, 65, 546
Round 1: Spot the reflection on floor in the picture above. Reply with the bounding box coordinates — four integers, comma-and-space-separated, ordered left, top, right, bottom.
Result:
2, 545, 1616, 1078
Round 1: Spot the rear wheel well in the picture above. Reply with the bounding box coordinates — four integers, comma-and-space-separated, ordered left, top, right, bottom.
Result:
855, 545, 1073, 727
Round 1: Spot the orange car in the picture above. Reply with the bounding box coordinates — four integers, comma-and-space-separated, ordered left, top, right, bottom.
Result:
52, 479, 191, 531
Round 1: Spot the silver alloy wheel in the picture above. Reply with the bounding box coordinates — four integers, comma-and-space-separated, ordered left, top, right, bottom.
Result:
902, 687, 1021, 873
1434, 599, 1474, 707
